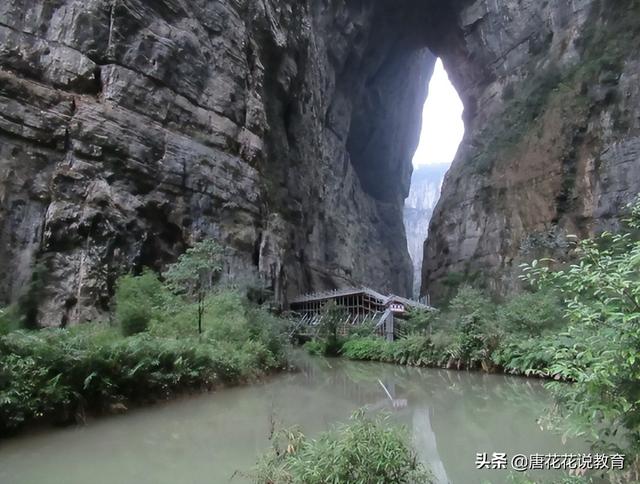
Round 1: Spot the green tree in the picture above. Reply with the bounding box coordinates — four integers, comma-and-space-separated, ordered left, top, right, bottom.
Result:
164, 240, 224, 334
403, 308, 439, 334
522, 199, 640, 452
447, 285, 495, 326
318, 301, 348, 356
115, 270, 165, 336
495, 290, 563, 335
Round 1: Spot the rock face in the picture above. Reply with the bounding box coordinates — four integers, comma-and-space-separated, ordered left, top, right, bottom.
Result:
0, 0, 438, 326
422, 0, 640, 303
403, 164, 448, 298
1, 0, 639, 324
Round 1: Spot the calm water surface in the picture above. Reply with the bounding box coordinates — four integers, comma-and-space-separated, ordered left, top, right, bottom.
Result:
0, 355, 586, 484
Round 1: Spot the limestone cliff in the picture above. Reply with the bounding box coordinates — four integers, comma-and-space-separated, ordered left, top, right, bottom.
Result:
404, 163, 448, 298
423, 0, 640, 303
0, 0, 437, 326
1, 0, 639, 324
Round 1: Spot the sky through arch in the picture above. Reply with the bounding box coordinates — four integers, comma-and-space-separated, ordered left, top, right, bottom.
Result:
412, 58, 464, 167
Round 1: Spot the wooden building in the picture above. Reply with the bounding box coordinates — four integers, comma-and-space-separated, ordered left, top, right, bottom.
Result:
289, 287, 432, 341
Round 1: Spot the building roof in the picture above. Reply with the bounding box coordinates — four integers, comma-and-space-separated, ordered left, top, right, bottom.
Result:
289, 286, 433, 310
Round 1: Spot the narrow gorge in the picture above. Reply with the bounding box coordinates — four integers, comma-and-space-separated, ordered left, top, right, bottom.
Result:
1, 0, 639, 325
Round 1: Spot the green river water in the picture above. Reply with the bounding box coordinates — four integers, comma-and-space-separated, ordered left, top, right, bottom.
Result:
0, 355, 587, 484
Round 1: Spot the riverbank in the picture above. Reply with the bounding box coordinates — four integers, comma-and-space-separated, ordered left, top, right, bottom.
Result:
0, 354, 582, 484
302, 286, 566, 380
335, 332, 562, 379
0, 291, 289, 436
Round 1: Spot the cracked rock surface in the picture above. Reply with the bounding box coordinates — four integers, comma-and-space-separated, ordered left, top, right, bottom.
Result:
1, 0, 639, 323
0, 0, 430, 325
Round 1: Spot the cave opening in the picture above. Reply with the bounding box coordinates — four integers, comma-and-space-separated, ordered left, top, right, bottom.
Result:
404, 58, 464, 299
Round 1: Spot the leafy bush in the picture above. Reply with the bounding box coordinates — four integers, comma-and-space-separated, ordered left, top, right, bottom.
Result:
303, 340, 327, 356
387, 334, 433, 366
402, 308, 438, 334
496, 290, 564, 335
301, 302, 348, 357
118, 303, 152, 337
447, 285, 495, 326
492, 334, 571, 377
245, 306, 288, 362
0, 284, 288, 433
521, 199, 640, 451
341, 337, 391, 361
0, 306, 20, 335
251, 410, 432, 483
346, 319, 378, 338
0, 324, 286, 433
114, 271, 165, 336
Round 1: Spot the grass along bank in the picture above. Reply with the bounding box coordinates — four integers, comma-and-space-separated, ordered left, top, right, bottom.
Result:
302, 199, 640, 482
250, 409, 431, 484
304, 285, 565, 377
0, 241, 289, 435
336, 286, 565, 377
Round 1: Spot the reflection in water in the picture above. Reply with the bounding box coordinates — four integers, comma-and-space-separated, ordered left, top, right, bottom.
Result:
0, 354, 585, 484
413, 407, 449, 484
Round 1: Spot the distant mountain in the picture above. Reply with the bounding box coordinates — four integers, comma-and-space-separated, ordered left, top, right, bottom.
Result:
404, 163, 450, 298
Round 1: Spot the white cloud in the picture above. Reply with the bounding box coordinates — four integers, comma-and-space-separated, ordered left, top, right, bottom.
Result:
412, 58, 465, 167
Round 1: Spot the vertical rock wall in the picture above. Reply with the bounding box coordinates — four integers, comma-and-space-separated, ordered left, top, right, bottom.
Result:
404, 163, 449, 298
2, 0, 638, 323
423, 0, 640, 303
0, 0, 435, 325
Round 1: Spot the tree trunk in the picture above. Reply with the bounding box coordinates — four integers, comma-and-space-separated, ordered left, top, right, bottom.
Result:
197, 282, 203, 335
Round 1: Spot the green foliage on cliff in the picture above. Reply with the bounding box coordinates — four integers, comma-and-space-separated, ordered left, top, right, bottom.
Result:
471, 65, 564, 173
468, 0, 640, 176
0, 240, 289, 435
578, 0, 640, 82
251, 410, 432, 483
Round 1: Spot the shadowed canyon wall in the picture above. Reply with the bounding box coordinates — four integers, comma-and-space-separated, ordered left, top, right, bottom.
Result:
1, 0, 639, 324
404, 163, 448, 299
422, 0, 640, 303
0, 0, 444, 326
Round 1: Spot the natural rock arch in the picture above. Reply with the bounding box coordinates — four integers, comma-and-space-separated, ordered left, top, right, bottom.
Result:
0, 0, 639, 324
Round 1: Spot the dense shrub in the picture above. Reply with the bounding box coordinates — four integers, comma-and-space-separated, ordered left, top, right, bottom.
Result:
0, 287, 288, 434
402, 308, 438, 334
341, 337, 391, 361
118, 303, 152, 337
492, 334, 570, 377
522, 199, 640, 454
0, 307, 20, 335
251, 410, 432, 483
115, 271, 165, 336
447, 285, 495, 325
496, 290, 564, 335
339, 284, 566, 373
0, 325, 286, 433
303, 340, 327, 356
301, 302, 348, 356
